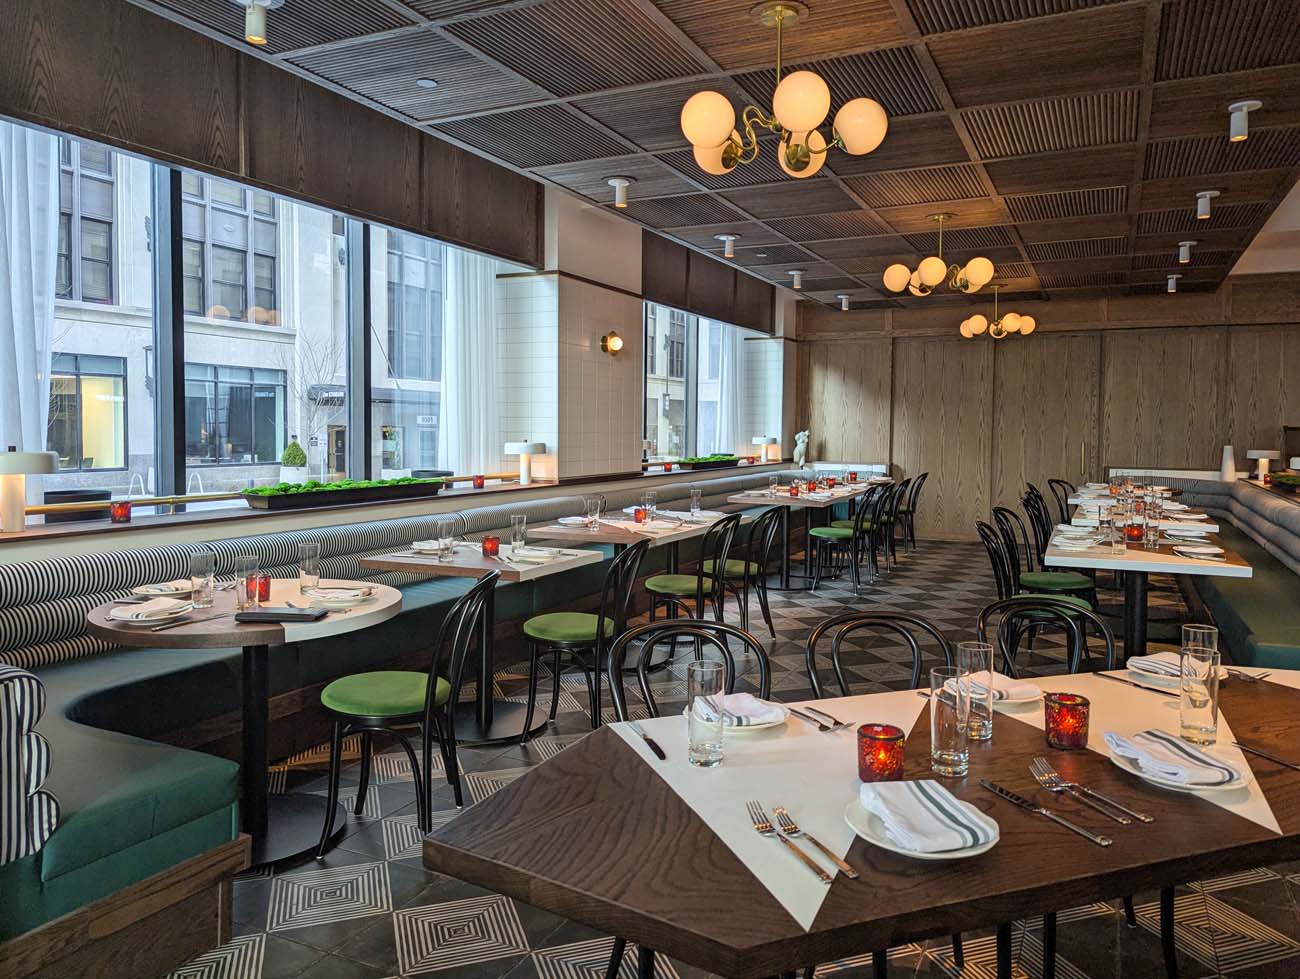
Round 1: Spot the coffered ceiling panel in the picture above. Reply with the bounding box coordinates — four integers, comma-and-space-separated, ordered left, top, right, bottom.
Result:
825, 114, 969, 175
903, 225, 1017, 252
904, 0, 1127, 35
724, 244, 812, 267
877, 198, 1010, 233
832, 253, 920, 274
1025, 236, 1129, 261
1148, 66, 1300, 140
1015, 214, 1132, 242
809, 235, 913, 259
845, 163, 987, 207
619, 193, 745, 228
402, 0, 529, 20
573, 79, 750, 153
533, 156, 697, 202
1132, 249, 1235, 270
752, 260, 843, 281
1137, 169, 1290, 211
146, 0, 415, 55
723, 182, 859, 220
1136, 202, 1271, 234
1154, 0, 1300, 81
433, 105, 628, 167
985, 147, 1137, 196
1003, 186, 1128, 223
1143, 128, 1300, 179
767, 211, 892, 241
963, 90, 1139, 159
667, 222, 786, 248
734, 48, 941, 119
658, 142, 788, 191
801, 276, 863, 292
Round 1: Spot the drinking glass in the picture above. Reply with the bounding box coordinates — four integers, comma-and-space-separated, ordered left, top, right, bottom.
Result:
642, 490, 657, 518
510, 514, 527, 548
189, 550, 215, 609
234, 555, 258, 611
436, 520, 457, 561
768, 475, 779, 496
690, 488, 703, 517
1180, 642, 1221, 744
1143, 509, 1161, 549
585, 497, 602, 530
687, 661, 725, 768
298, 541, 321, 593
930, 666, 970, 777
956, 641, 994, 741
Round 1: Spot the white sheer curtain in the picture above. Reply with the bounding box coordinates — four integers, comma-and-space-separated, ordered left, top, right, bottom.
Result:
0, 122, 59, 502
714, 323, 746, 456
438, 246, 501, 474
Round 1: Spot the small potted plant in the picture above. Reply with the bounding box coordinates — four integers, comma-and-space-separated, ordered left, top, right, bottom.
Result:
279, 437, 309, 484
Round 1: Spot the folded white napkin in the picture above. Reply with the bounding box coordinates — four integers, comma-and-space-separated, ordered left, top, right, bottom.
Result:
858, 780, 999, 853
306, 587, 368, 601
1104, 730, 1242, 786
692, 692, 786, 727
948, 670, 1039, 702
137, 579, 191, 594
1084, 482, 1108, 489
118, 597, 191, 620
1162, 501, 1189, 511
1127, 651, 1182, 677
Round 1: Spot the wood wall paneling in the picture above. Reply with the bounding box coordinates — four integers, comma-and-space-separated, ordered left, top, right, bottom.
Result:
686, 248, 736, 324
641, 230, 690, 311
1225, 325, 1300, 456
801, 339, 891, 464
733, 269, 775, 335
892, 338, 994, 539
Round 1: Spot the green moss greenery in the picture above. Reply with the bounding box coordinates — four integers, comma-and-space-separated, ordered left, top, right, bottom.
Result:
242, 476, 442, 497
680, 454, 740, 465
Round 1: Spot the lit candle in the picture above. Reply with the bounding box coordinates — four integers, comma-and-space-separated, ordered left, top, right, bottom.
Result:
848, 471, 858, 483
481, 535, 500, 557
633, 506, 647, 523
858, 723, 905, 782
109, 500, 132, 524
1044, 692, 1090, 749
789, 483, 800, 498
247, 572, 271, 605
472, 474, 486, 489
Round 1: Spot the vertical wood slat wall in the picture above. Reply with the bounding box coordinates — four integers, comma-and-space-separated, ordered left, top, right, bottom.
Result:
799, 323, 1300, 539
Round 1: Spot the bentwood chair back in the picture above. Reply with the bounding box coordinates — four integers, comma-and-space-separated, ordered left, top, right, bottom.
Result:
901, 471, 929, 550
976, 520, 1017, 600
883, 477, 912, 567
992, 505, 1037, 577
1047, 478, 1076, 524
1021, 490, 1055, 561
644, 513, 742, 624
711, 505, 784, 637
804, 611, 953, 697
976, 595, 1115, 676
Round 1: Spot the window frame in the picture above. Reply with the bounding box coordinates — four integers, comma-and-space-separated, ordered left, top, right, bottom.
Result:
384, 233, 444, 382
46, 352, 129, 472
57, 138, 116, 304
180, 174, 279, 323
182, 361, 288, 468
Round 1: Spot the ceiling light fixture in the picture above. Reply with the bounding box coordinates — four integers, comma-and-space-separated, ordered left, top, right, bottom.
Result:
959, 285, 1035, 340
416, 78, 439, 90
788, 269, 805, 290
679, 2, 888, 181
1177, 240, 1197, 264
1228, 99, 1262, 142
606, 176, 634, 208
883, 213, 995, 298
1196, 190, 1220, 220
714, 233, 740, 258
233, 0, 283, 45
836, 293, 850, 311
1167, 273, 1182, 293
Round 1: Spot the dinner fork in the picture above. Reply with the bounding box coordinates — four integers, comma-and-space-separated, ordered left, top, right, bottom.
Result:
1030, 756, 1153, 824
801, 706, 851, 731
772, 807, 858, 879
746, 801, 831, 884
1226, 668, 1269, 684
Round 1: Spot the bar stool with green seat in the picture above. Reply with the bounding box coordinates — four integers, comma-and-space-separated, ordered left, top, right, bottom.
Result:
315, 571, 498, 855
701, 505, 783, 637
519, 539, 649, 733
644, 513, 742, 624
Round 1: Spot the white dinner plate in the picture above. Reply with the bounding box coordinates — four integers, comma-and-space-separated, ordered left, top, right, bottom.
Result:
131, 581, 192, 597
1173, 544, 1224, 558
680, 704, 789, 735
109, 602, 194, 624
557, 516, 588, 526
1107, 743, 1250, 793
507, 546, 559, 564
1165, 529, 1208, 538
1179, 513, 1208, 520
1126, 664, 1229, 688
843, 798, 998, 861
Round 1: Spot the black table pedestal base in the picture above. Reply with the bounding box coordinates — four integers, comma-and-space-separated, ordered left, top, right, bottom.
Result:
453, 700, 549, 746
251, 794, 347, 866
1123, 570, 1149, 661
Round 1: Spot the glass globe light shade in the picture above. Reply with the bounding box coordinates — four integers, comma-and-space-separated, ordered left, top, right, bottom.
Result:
907, 269, 929, 297
1001, 312, 1022, 334
918, 255, 947, 288
968, 314, 988, 335
990, 322, 1007, 339
681, 91, 736, 148
963, 256, 994, 288
1019, 315, 1037, 335
693, 135, 740, 175
959, 319, 974, 339
882, 263, 911, 293
779, 130, 827, 179
833, 98, 888, 155
771, 70, 831, 134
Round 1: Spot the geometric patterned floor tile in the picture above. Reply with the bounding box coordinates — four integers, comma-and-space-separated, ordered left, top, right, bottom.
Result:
267, 862, 393, 932
381, 813, 426, 861
393, 894, 529, 974
165, 933, 265, 979
807, 942, 925, 975
1193, 867, 1284, 893
925, 926, 1089, 979
1135, 892, 1300, 972
464, 766, 535, 804
531, 936, 681, 979
523, 733, 590, 761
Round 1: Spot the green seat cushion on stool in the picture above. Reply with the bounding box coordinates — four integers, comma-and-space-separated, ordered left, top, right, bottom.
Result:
1020, 570, 1092, 591
320, 671, 448, 717
809, 525, 854, 539
897, 506, 913, 513
1017, 592, 1092, 611
523, 611, 614, 643
645, 574, 713, 596
830, 519, 870, 530
702, 558, 761, 576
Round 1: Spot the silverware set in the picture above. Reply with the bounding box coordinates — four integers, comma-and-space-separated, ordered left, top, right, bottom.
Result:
1029, 756, 1153, 824
788, 705, 851, 732
1233, 740, 1300, 771
1226, 668, 1270, 684
746, 800, 856, 883
981, 779, 1114, 847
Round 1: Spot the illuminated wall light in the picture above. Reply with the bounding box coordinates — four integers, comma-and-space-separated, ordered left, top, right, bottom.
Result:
1167, 273, 1182, 293
788, 269, 804, 290
1228, 99, 1262, 142
600, 331, 624, 354
1196, 190, 1219, 220
606, 176, 634, 208
1178, 240, 1197, 264
714, 233, 739, 258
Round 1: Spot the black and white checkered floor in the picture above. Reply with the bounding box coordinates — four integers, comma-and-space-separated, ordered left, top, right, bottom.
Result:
170, 542, 1300, 979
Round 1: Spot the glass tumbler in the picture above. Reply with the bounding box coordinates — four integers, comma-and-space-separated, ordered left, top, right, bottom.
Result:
930, 666, 970, 777
642, 490, 657, 519
956, 641, 994, 741
189, 550, 215, 609
234, 555, 258, 611
690, 488, 703, 517
510, 514, 527, 548
298, 541, 321, 593
1180, 643, 1221, 744
436, 520, 457, 561
686, 661, 725, 768
586, 497, 602, 530
1143, 509, 1162, 549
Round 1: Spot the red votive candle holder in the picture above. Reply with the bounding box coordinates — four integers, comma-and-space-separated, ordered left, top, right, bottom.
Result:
826, 476, 837, 488
1124, 522, 1143, 542
748, 455, 757, 464
481, 535, 500, 557
1044, 692, 1090, 749
663, 462, 673, 472
109, 500, 132, 524
633, 506, 647, 523
247, 572, 271, 604
848, 471, 858, 483
789, 484, 800, 498
472, 474, 486, 489
858, 723, 905, 782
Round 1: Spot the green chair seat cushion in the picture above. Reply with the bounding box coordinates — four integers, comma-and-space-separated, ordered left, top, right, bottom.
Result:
897, 505, 913, 513
1019, 570, 1092, 591
702, 558, 761, 576
809, 525, 854, 539
1017, 592, 1092, 613
645, 574, 714, 596
830, 519, 871, 530
523, 611, 614, 643
321, 671, 448, 717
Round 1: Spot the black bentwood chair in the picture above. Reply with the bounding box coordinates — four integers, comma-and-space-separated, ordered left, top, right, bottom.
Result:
605, 619, 772, 979
897, 470, 929, 551
810, 484, 887, 592
1047, 477, 1076, 525
315, 571, 498, 855
704, 505, 784, 638
644, 512, 743, 624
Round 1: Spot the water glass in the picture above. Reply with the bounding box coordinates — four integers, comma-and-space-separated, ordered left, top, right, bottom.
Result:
436, 520, 457, 561
1143, 509, 1161, 549
510, 514, 527, 547
234, 555, 258, 611
585, 497, 602, 530
690, 488, 703, 516
298, 541, 321, 593
930, 666, 970, 777
1180, 642, 1221, 744
956, 642, 994, 741
686, 661, 725, 768
189, 550, 215, 609
642, 490, 657, 518
769, 475, 779, 496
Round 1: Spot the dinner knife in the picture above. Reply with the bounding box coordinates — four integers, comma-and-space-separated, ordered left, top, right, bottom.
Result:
630, 721, 666, 761
147, 613, 230, 633
980, 779, 1113, 847
1096, 672, 1175, 696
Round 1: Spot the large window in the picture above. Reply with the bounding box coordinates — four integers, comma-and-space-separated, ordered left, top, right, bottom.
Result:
181, 173, 278, 322
57, 139, 115, 304
47, 353, 127, 471
386, 233, 443, 382
643, 303, 688, 459
183, 364, 286, 466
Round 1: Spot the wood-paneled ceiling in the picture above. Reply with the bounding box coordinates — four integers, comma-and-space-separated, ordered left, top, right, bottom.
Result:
130, 0, 1300, 309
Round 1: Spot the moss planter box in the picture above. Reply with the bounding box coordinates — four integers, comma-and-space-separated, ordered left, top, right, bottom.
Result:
241, 478, 443, 510
677, 456, 741, 472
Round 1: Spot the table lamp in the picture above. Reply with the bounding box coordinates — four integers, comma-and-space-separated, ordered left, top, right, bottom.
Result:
752, 436, 778, 463
0, 446, 59, 532
504, 441, 546, 486
1246, 449, 1281, 481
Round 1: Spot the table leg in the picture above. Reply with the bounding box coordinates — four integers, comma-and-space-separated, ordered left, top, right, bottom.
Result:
779, 506, 791, 589
1123, 570, 1149, 661
637, 946, 655, 979
1160, 886, 1180, 979
996, 922, 1012, 979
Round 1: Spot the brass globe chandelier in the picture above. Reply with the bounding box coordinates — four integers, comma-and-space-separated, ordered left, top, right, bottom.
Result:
959, 285, 1037, 340
882, 213, 996, 298
679, 2, 889, 180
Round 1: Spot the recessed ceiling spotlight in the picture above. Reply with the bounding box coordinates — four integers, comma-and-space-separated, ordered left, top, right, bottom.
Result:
1167, 273, 1182, 293
416, 78, 439, 90
714, 233, 740, 258
232, 0, 283, 45
1196, 189, 1220, 220
606, 176, 635, 208
1228, 99, 1262, 142
755, 251, 768, 258
836, 293, 850, 311
1177, 240, 1197, 264
788, 269, 805, 290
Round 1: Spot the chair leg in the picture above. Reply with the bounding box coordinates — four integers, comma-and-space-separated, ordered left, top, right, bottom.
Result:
591, 659, 603, 728
354, 731, 374, 816
549, 647, 563, 721
1160, 886, 1180, 978
392, 732, 427, 832
442, 712, 464, 808
636, 945, 654, 979
315, 720, 345, 858
1123, 894, 1137, 927
811, 542, 824, 591
1043, 912, 1057, 979
950, 933, 964, 968
756, 574, 776, 638
996, 922, 1012, 979
605, 936, 627, 979
521, 641, 541, 746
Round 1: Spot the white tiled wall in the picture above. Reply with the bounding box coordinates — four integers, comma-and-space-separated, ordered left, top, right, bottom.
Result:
740, 338, 784, 452
496, 274, 560, 479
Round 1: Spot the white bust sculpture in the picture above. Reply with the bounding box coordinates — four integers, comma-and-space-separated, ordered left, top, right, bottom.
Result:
793, 430, 810, 467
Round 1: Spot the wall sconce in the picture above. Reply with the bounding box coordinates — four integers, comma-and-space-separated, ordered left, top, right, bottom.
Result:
600, 331, 624, 355
606, 176, 634, 208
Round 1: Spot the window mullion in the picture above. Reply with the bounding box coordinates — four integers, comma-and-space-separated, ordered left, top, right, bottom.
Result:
684, 314, 699, 458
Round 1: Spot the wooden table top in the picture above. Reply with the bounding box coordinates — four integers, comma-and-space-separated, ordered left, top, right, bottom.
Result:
360, 543, 605, 582
1044, 529, 1253, 578
424, 673, 1300, 978
86, 578, 402, 649
726, 485, 874, 510
532, 514, 748, 548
